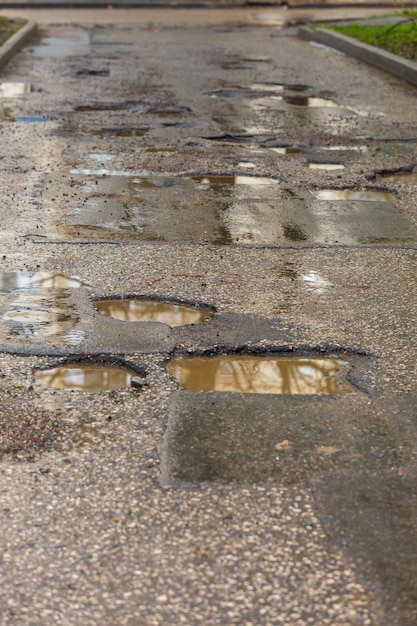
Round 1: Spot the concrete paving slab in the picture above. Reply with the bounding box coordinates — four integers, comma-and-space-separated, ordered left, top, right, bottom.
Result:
161, 387, 395, 485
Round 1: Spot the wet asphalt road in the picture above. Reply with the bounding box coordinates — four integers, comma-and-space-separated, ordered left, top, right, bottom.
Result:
0, 8, 417, 625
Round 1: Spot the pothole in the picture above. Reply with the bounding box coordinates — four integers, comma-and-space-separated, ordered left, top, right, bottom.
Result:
0, 82, 32, 98
87, 128, 148, 137
0, 272, 90, 345
306, 163, 345, 171
377, 171, 417, 183
167, 355, 353, 394
191, 175, 279, 186
249, 83, 309, 92
75, 104, 125, 112
0, 271, 91, 292
96, 298, 213, 327
268, 146, 305, 155
17, 116, 49, 123
32, 33, 89, 58
311, 189, 395, 202
36, 363, 143, 392
282, 96, 340, 107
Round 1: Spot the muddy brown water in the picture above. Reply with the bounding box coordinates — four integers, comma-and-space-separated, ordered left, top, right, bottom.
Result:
36, 364, 138, 392
167, 356, 353, 394
96, 299, 213, 326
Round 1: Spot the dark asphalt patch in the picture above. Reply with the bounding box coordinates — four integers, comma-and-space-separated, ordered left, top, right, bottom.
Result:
161, 389, 399, 486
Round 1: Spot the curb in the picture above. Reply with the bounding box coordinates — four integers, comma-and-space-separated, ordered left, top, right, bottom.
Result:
0, 20, 37, 71
298, 26, 417, 88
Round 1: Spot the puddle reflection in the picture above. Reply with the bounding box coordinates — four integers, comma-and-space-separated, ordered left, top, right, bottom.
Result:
300, 271, 333, 293
377, 171, 417, 183
97, 299, 212, 327
307, 163, 345, 171
249, 83, 309, 93
87, 128, 148, 137
311, 189, 395, 202
0, 272, 89, 345
192, 175, 279, 186
0, 82, 31, 98
168, 356, 353, 394
283, 96, 340, 107
32, 33, 89, 58
36, 364, 137, 392
269, 146, 305, 155
0, 271, 90, 292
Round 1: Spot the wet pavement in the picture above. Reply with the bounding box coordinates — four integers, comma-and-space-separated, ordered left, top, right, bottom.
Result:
0, 6, 416, 625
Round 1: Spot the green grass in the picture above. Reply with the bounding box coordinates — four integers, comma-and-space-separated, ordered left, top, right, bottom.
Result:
0, 17, 26, 47
324, 19, 417, 61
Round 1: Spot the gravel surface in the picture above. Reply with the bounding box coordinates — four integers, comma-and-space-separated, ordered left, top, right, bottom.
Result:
0, 8, 416, 625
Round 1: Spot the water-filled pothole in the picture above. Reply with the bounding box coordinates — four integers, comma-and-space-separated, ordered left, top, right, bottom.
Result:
168, 355, 353, 394
311, 189, 395, 202
307, 163, 345, 171
17, 116, 49, 123
0, 272, 90, 345
0, 271, 90, 292
249, 83, 309, 92
0, 82, 31, 98
191, 175, 278, 186
283, 96, 339, 107
269, 146, 305, 155
96, 299, 213, 327
36, 364, 142, 392
87, 128, 148, 137
377, 171, 417, 183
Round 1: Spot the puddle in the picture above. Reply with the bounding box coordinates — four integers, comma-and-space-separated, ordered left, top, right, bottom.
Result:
317, 145, 367, 153
17, 116, 49, 123
370, 142, 417, 155
43, 173, 414, 246
69, 168, 146, 176
249, 83, 309, 92
87, 128, 148, 137
0, 82, 31, 98
145, 148, 177, 153
0, 272, 89, 345
191, 175, 279, 186
311, 189, 395, 202
168, 355, 353, 394
96, 299, 213, 327
75, 104, 122, 112
32, 33, 89, 58
307, 163, 345, 171
236, 162, 257, 169
57, 224, 145, 243
269, 146, 305, 155
317, 142, 417, 156
377, 171, 417, 183
36, 364, 139, 392
300, 271, 333, 293
88, 153, 116, 162
0, 271, 90, 292
282, 96, 340, 108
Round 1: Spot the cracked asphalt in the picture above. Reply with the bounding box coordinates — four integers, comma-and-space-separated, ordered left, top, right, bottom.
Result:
0, 7, 416, 625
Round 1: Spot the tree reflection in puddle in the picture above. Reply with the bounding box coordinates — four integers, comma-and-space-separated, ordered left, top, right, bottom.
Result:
168, 355, 353, 394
